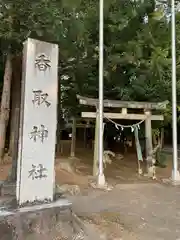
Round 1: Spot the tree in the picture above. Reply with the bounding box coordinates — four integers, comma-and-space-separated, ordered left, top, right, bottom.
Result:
0, 0, 179, 164
0, 0, 66, 162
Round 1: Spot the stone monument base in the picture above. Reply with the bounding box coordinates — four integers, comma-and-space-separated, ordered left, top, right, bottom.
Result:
0, 198, 80, 240
0, 181, 16, 197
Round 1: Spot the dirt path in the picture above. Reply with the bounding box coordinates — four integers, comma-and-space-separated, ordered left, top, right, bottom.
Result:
79, 212, 138, 239
69, 183, 180, 240
0, 149, 175, 239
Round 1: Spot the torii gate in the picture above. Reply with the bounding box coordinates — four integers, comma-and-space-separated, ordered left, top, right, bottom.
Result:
77, 95, 169, 176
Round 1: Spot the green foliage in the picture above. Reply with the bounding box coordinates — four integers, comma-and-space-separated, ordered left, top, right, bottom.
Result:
0, 0, 179, 126
0, 0, 64, 52
155, 150, 167, 168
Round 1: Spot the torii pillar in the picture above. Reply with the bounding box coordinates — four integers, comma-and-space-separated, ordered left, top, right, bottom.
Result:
145, 110, 153, 172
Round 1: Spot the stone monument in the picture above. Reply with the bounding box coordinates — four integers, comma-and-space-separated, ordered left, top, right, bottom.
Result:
16, 38, 58, 205
0, 38, 83, 240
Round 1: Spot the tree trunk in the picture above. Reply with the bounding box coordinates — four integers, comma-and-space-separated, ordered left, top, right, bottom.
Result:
70, 117, 76, 158
10, 107, 20, 181
160, 127, 164, 150
0, 53, 13, 162
9, 56, 22, 181
9, 56, 21, 156
8, 87, 16, 157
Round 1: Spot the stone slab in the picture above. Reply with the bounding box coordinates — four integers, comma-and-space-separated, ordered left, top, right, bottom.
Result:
16, 38, 59, 205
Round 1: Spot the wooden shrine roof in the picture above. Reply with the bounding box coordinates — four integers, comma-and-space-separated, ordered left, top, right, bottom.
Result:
77, 95, 169, 110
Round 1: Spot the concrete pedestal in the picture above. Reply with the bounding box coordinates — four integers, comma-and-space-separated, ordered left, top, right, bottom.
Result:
0, 198, 77, 240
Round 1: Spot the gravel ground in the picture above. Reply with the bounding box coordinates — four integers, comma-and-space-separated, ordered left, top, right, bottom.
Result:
79, 212, 138, 240
69, 183, 180, 240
